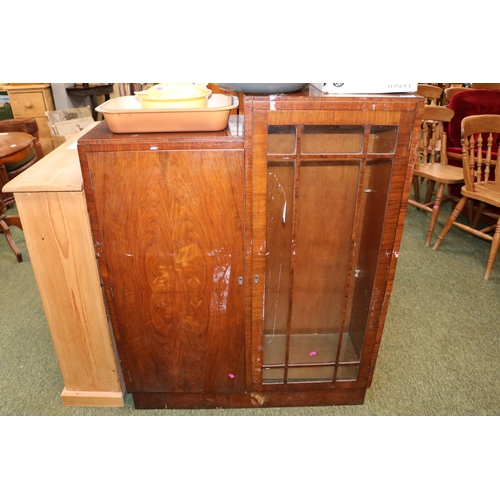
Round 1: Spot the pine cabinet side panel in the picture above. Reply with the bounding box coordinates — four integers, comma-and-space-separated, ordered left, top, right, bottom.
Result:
15, 191, 124, 401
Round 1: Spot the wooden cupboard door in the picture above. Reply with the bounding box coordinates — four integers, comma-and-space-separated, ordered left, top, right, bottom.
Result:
87, 149, 245, 394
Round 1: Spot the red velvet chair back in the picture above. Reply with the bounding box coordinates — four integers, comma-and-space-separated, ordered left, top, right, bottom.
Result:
446, 89, 500, 159
446, 89, 500, 199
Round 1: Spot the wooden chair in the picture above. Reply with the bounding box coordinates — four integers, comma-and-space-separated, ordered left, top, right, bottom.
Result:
443, 86, 472, 105
442, 89, 500, 214
413, 85, 447, 207
408, 105, 464, 246
433, 114, 500, 279
471, 83, 500, 90
0, 132, 36, 263
0, 118, 44, 207
416, 84, 443, 105
0, 197, 23, 262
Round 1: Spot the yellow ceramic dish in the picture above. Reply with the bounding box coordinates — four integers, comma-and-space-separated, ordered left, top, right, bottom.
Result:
135, 83, 212, 109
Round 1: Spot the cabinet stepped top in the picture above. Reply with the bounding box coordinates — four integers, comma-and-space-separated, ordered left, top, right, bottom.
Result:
78, 90, 422, 145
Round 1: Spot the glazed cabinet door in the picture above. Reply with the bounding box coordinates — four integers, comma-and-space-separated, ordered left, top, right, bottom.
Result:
86, 149, 246, 395
250, 103, 418, 391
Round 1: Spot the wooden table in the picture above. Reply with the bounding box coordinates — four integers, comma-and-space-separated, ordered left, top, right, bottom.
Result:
0, 131, 33, 160
0, 132, 33, 261
66, 84, 114, 120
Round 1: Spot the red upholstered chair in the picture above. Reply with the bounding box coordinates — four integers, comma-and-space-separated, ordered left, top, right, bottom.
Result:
445, 89, 500, 206
446, 89, 500, 165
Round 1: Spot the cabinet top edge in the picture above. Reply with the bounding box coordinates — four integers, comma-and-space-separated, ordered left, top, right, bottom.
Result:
245, 87, 424, 100
0, 84, 52, 91
77, 116, 245, 146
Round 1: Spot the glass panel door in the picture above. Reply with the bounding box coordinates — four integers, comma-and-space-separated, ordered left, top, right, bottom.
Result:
261, 121, 396, 386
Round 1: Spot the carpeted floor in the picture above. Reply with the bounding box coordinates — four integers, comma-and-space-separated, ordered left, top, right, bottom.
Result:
1, 200, 499, 416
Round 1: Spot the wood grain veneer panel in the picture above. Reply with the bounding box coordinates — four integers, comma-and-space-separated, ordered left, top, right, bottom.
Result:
87, 149, 245, 395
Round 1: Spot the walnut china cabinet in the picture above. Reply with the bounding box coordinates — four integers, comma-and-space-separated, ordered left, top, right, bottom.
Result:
77, 88, 423, 409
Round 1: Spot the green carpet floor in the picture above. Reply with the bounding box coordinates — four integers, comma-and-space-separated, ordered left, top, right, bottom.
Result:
1, 201, 499, 416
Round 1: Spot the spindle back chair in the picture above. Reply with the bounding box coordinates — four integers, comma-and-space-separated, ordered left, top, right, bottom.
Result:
433, 114, 500, 279
408, 105, 464, 246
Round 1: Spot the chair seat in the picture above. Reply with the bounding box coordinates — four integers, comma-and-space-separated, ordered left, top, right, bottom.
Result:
461, 182, 500, 206
415, 163, 464, 184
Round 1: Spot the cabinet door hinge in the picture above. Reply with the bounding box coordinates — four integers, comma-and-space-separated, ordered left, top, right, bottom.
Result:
109, 283, 115, 300
88, 170, 94, 190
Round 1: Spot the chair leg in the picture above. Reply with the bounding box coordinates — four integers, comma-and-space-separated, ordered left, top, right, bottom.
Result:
426, 183, 445, 247
433, 196, 468, 250
3, 214, 22, 230
472, 201, 486, 228
466, 199, 474, 225
484, 221, 500, 280
413, 175, 420, 204
0, 218, 22, 262
424, 180, 436, 206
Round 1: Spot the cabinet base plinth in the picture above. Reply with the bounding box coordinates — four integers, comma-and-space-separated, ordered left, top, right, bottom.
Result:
131, 388, 366, 410
61, 389, 124, 407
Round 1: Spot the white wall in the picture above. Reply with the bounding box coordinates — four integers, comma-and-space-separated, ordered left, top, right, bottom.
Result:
50, 83, 91, 110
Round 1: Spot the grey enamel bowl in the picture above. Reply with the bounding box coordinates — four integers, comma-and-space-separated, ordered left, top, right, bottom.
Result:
214, 83, 307, 94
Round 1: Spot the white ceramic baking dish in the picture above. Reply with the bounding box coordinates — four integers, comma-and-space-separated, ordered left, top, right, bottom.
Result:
95, 94, 238, 133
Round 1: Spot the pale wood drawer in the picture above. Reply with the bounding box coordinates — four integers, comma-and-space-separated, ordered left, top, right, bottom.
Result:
9, 91, 49, 117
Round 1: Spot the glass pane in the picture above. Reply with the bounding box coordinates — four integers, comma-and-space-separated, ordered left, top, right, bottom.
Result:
289, 333, 339, 364
342, 158, 393, 362
338, 332, 358, 362
368, 126, 398, 153
263, 367, 285, 384
337, 364, 359, 381
264, 160, 294, 367
290, 160, 359, 336
302, 125, 364, 153
263, 334, 287, 365
268, 125, 296, 154
288, 366, 334, 383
